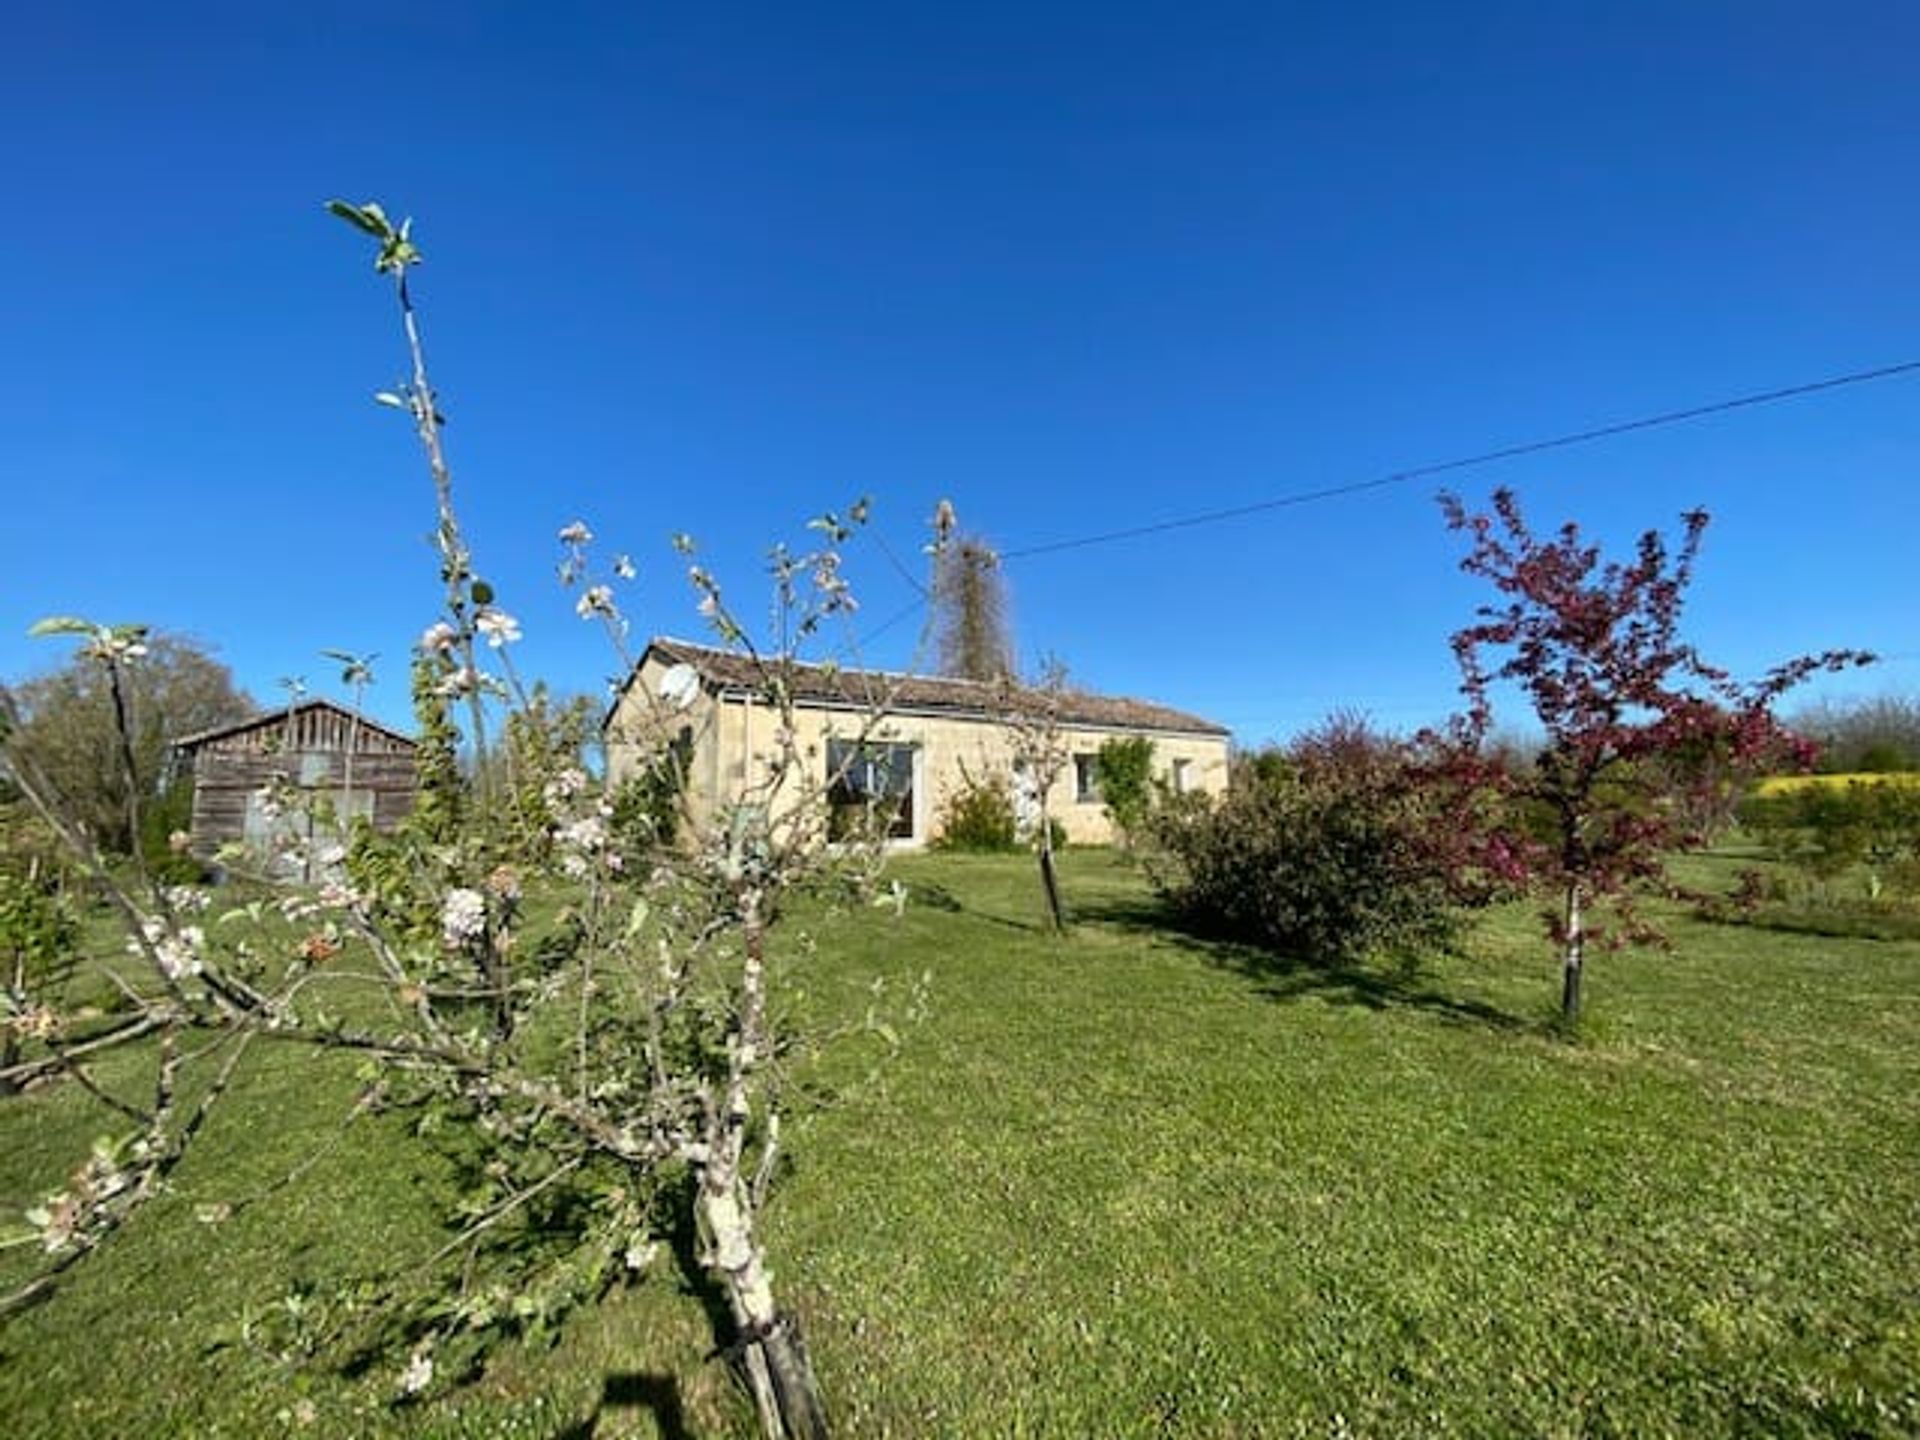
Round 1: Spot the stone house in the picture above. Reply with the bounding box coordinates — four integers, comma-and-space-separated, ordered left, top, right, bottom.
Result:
603, 637, 1230, 848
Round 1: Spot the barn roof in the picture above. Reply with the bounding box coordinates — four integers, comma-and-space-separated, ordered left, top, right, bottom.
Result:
623, 637, 1230, 738
172, 698, 417, 752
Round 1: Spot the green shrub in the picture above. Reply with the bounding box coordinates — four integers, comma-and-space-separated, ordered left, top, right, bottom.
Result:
1738, 779, 1920, 903
933, 772, 1021, 853
0, 869, 79, 1086
611, 746, 687, 856
1094, 736, 1156, 848
139, 777, 207, 884
1147, 717, 1467, 966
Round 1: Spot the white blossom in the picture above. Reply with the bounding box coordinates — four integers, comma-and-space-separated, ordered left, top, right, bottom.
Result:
575, 585, 615, 619
399, 1350, 434, 1397
317, 880, 362, 910
555, 815, 610, 853
474, 608, 521, 648
613, 554, 637, 580
10, 1003, 60, 1041
419, 621, 458, 654
132, 917, 205, 979
440, 888, 487, 947
542, 767, 589, 805
436, 666, 481, 698
81, 629, 148, 663
164, 885, 210, 914
557, 520, 593, 546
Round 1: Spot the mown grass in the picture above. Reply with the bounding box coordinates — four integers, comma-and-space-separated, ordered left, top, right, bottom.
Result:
2, 850, 1917, 1436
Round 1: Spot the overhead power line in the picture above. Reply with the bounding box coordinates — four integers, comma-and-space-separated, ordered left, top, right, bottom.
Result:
855, 355, 1920, 644
870, 529, 930, 597
999, 358, 1920, 560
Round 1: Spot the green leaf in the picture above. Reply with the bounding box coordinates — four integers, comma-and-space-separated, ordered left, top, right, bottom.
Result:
325, 199, 390, 239
27, 616, 95, 638
470, 580, 495, 606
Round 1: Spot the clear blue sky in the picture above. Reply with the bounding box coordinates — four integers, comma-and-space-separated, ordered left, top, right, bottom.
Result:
2, 2, 1915, 742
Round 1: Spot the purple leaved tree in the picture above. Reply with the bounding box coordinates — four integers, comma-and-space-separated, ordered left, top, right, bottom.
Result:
1439, 488, 1871, 1024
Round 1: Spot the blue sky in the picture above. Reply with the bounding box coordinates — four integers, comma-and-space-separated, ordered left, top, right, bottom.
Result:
1, 2, 1914, 742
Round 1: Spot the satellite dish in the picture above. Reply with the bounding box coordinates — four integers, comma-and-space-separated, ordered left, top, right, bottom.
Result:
659, 662, 700, 711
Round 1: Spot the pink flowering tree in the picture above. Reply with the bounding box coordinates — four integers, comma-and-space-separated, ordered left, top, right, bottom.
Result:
1438, 487, 1872, 1024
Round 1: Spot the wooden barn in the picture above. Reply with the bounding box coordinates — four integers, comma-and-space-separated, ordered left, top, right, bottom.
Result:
173, 700, 418, 876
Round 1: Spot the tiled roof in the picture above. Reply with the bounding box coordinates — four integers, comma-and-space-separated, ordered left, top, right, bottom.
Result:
639, 637, 1229, 738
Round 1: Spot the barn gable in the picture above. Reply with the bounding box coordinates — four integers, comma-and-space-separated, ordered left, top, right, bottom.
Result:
174, 700, 418, 874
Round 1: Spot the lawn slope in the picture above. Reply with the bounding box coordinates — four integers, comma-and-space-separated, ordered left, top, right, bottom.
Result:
1, 850, 1915, 1437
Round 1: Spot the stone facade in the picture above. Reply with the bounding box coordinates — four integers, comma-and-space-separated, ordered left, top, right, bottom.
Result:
604, 641, 1231, 848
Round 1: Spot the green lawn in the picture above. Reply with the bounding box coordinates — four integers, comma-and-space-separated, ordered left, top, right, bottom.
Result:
2, 850, 1917, 1437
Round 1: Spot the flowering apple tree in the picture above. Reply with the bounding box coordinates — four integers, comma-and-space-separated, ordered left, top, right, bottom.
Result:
0, 202, 930, 1440
995, 658, 1075, 931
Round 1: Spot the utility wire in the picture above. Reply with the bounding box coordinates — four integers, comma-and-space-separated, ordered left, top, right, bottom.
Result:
855, 595, 928, 647
1000, 358, 1920, 560
871, 529, 931, 596
854, 356, 1920, 644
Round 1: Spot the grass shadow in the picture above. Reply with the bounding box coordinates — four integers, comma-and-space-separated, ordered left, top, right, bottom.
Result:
1076, 892, 1531, 1033
555, 1371, 693, 1440
907, 879, 1045, 934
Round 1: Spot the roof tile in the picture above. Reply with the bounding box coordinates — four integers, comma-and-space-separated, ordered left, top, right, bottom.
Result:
643, 638, 1228, 737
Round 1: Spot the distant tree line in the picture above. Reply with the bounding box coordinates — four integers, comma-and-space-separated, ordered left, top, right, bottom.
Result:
1789, 695, 1920, 773
1, 633, 255, 864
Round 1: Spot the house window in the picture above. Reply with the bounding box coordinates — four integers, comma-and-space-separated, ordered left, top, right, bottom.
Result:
1074, 753, 1102, 804
826, 739, 917, 840
1171, 758, 1192, 795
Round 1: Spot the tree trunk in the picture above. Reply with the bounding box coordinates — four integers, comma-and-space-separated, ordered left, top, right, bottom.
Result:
696, 1170, 829, 1440
0, 949, 22, 1096
342, 702, 361, 856
1037, 823, 1067, 932
697, 891, 830, 1440
1560, 880, 1584, 1024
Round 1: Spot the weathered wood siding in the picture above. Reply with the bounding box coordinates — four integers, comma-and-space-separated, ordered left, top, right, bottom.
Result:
184, 705, 418, 861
